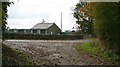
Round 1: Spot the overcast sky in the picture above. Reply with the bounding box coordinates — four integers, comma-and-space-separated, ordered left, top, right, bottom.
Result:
7, 0, 79, 31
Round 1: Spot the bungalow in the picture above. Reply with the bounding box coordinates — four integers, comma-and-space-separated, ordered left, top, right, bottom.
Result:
9, 22, 61, 35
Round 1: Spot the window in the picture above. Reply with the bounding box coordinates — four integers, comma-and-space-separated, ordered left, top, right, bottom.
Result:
33, 30, 37, 34
41, 30, 45, 34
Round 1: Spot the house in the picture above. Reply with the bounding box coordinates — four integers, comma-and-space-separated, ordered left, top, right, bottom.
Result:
31, 23, 61, 35
9, 22, 61, 35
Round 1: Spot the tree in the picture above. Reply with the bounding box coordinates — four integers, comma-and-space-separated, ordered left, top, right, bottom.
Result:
81, 2, 120, 54
73, 2, 94, 35
1, 1, 13, 40
2, 2, 13, 32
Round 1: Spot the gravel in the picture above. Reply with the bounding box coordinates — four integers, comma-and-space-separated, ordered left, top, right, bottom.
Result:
3, 39, 108, 65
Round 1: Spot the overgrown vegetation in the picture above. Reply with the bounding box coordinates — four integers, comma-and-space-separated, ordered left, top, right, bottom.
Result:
88, 2, 120, 52
74, 2, 120, 58
3, 33, 83, 40
2, 44, 34, 66
77, 39, 119, 65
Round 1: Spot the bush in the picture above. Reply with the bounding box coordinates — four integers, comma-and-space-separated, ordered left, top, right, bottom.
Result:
2, 44, 34, 65
3, 33, 83, 40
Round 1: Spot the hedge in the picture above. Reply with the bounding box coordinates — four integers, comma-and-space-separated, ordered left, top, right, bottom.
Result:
3, 33, 83, 40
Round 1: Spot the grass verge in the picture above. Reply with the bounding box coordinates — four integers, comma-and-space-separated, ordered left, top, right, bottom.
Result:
77, 39, 118, 64
2, 44, 35, 66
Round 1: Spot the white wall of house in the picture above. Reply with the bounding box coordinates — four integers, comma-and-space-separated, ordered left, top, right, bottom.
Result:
45, 30, 47, 35
14, 29, 17, 33
24, 30, 26, 33
31, 30, 33, 34
37, 30, 41, 34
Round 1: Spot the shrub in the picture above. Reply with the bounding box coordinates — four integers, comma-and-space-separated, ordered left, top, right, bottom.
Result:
3, 33, 83, 40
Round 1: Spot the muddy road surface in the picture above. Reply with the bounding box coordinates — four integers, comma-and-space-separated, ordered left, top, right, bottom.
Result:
3, 40, 106, 65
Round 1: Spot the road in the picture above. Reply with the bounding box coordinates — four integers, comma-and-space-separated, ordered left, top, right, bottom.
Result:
3, 39, 107, 65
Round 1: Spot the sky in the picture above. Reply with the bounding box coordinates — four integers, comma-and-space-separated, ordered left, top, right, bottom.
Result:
7, 0, 79, 31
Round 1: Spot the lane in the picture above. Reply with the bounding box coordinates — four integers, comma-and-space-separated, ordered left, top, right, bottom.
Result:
3, 39, 100, 65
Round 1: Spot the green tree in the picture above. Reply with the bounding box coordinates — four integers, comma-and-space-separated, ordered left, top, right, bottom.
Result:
92, 2, 120, 49
74, 2, 120, 55
82, 2, 120, 54
73, 2, 94, 35
0, 1, 13, 40
2, 2, 13, 32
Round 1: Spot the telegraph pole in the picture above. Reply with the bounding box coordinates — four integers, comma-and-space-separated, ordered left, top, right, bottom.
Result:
61, 12, 62, 32
79, 0, 81, 3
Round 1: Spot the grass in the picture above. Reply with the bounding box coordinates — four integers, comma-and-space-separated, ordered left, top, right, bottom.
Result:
77, 39, 118, 64
2, 44, 35, 66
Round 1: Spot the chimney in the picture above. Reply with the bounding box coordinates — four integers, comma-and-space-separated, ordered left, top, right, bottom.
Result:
42, 19, 45, 23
